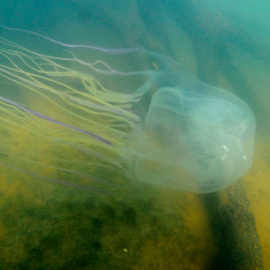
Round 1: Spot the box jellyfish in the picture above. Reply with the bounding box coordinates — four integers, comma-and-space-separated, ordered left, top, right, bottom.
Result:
0, 26, 255, 193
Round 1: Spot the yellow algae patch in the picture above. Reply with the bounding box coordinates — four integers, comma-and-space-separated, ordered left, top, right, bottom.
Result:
132, 190, 215, 270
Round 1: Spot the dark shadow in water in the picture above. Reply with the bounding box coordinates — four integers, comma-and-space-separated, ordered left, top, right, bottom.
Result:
136, 0, 270, 123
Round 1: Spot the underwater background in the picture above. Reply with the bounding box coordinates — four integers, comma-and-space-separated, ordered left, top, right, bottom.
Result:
0, 0, 269, 269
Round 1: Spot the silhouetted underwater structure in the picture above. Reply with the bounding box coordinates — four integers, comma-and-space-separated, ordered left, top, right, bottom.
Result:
0, 25, 255, 194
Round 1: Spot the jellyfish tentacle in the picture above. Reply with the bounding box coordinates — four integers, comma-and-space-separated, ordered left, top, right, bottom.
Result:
0, 25, 140, 54
0, 96, 113, 145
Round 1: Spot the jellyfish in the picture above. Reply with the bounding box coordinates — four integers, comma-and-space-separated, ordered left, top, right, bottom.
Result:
0, 25, 255, 193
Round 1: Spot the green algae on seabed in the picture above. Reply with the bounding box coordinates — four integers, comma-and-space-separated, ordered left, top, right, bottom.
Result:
0, 142, 215, 269
0, 189, 215, 269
